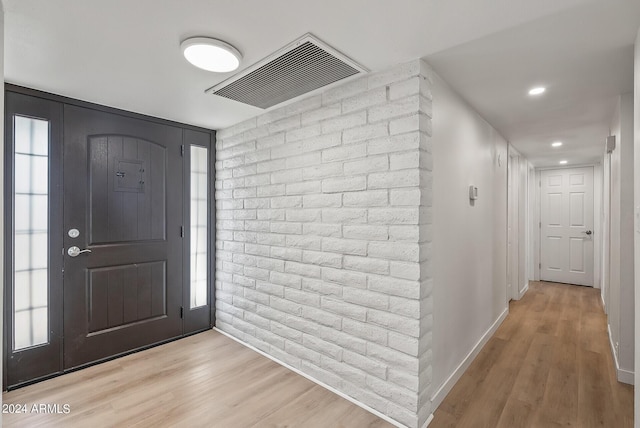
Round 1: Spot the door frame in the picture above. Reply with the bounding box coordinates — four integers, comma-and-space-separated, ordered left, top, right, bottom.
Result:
507, 145, 530, 301
507, 149, 520, 301
3, 85, 216, 389
534, 164, 601, 288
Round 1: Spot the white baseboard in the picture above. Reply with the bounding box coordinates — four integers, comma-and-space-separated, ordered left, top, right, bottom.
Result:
430, 307, 509, 410
618, 368, 634, 384
518, 282, 529, 300
607, 324, 635, 385
420, 413, 434, 428
213, 327, 409, 428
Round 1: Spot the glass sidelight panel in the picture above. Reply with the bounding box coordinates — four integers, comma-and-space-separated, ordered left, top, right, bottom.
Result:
13, 115, 50, 350
190, 146, 208, 309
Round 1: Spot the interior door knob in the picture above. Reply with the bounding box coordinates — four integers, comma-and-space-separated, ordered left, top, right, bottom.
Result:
583, 230, 592, 236
67, 246, 92, 257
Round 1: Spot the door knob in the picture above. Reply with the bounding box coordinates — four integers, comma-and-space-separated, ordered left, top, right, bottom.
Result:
67, 246, 92, 257
582, 230, 592, 236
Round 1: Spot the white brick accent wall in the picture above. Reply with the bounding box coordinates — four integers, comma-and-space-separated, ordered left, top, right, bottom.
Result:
215, 60, 433, 428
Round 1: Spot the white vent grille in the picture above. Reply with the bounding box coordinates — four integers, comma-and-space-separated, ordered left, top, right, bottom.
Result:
207, 34, 367, 109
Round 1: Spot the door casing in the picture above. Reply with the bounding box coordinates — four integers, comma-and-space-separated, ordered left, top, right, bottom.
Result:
538, 165, 595, 286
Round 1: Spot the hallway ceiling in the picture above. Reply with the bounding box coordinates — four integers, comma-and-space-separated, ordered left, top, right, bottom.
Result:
4, 0, 639, 167
427, 0, 640, 166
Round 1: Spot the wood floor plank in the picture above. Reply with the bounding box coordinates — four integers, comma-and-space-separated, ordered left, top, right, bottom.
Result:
431, 281, 634, 428
436, 337, 507, 419
578, 349, 616, 428
512, 333, 554, 408
453, 318, 535, 428
495, 397, 533, 428
255, 384, 343, 427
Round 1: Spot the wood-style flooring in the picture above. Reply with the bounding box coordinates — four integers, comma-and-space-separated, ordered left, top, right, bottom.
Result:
430, 281, 634, 428
2, 331, 391, 428
3, 281, 633, 427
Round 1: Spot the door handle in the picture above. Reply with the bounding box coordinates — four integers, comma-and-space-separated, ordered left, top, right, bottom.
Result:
67, 246, 92, 257
582, 230, 592, 236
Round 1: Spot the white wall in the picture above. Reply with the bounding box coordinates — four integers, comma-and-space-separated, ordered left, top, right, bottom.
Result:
619, 95, 634, 376
609, 100, 622, 364
633, 26, 640, 422
607, 92, 635, 383
215, 60, 433, 428
430, 72, 508, 408
214, 60, 511, 424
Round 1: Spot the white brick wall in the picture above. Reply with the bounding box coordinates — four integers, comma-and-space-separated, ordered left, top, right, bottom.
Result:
215, 59, 432, 428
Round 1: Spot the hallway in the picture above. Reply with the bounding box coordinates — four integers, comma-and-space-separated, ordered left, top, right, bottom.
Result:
431, 281, 633, 428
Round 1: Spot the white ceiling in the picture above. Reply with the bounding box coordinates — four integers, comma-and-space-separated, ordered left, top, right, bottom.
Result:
3, 0, 639, 166
426, 0, 639, 166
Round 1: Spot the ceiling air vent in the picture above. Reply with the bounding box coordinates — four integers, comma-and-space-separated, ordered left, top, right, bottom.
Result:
206, 33, 367, 109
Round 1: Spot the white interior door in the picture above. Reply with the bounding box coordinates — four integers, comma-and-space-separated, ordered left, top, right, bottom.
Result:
540, 167, 594, 286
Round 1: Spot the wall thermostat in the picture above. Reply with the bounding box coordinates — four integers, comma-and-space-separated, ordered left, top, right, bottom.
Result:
469, 186, 478, 201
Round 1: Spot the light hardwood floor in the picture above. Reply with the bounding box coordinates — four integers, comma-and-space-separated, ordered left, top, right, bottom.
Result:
430, 281, 634, 428
3, 281, 634, 428
2, 331, 392, 428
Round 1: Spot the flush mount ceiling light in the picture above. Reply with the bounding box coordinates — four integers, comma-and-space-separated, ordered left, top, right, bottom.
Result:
528, 86, 546, 96
551, 141, 563, 147
559, 160, 568, 165
181, 37, 242, 72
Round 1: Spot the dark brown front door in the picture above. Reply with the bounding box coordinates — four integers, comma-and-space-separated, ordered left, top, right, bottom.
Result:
62, 105, 184, 369
5, 88, 213, 389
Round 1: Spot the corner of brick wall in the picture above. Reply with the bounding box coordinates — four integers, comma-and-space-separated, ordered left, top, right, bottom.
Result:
417, 59, 434, 427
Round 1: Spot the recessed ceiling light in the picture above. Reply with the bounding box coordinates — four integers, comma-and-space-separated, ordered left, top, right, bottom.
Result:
181, 37, 242, 72
528, 87, 546, 96
551, 141, 563, 147
559, 160, 568, 165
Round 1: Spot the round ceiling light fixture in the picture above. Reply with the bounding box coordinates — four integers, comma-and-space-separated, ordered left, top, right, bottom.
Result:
181, 37, 242, 72
551, 141, 563, 147
528, 86, 546, 96
559, 160, 568, 165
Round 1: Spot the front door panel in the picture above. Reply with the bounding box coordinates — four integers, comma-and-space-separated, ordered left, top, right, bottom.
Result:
63, 105, 183, 369
89, 136, 166, 243
4, 92, 64, 388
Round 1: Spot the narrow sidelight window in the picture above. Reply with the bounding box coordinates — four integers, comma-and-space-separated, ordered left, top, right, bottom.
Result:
190, 146, 208, 308
13, 116, 50, 350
